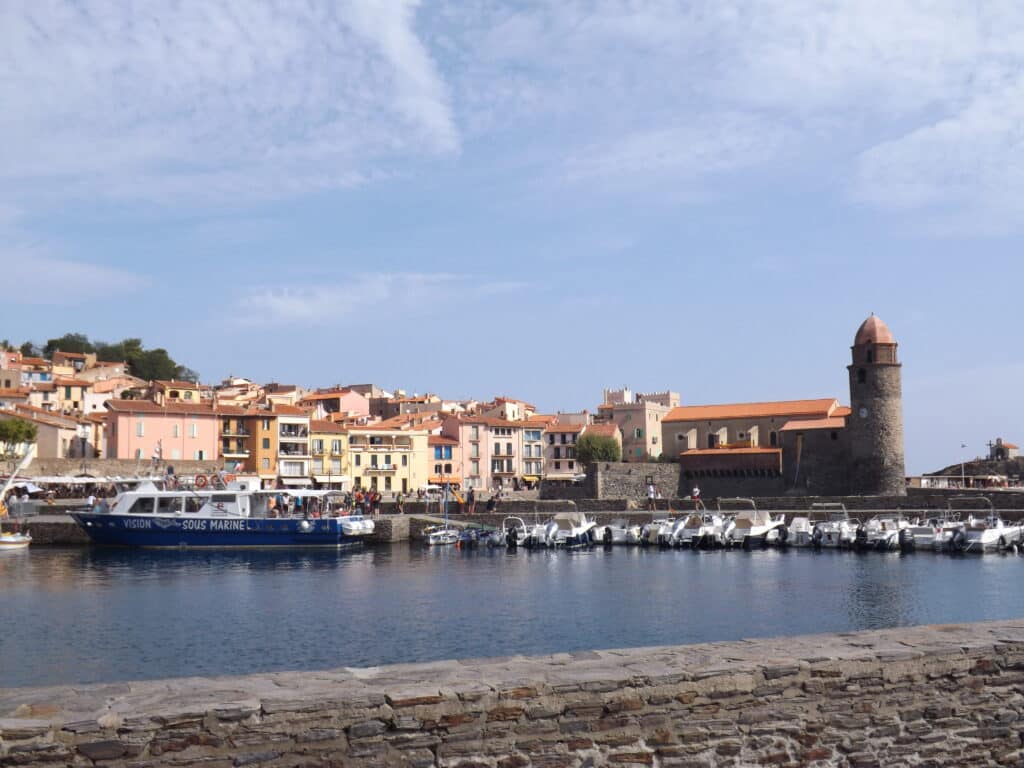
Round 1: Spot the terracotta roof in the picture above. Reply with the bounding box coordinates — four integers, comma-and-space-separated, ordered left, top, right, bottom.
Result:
779, 417, 847, 432
12, 404, 83, 428
584, 423, 620, 438
153, 379, 201, 389
546, 423, 583, 433
664, 398, 839, 423
299, 390, 355, 401
272, 404, 310, 416
454, 415, 526, 429
524, 414, 559, 427
428, 435, 459, 446
680, 447, 782, 456
832, 406, 852, 418
30, 383, 56, 392
854, 314, 895, 346
105, 400, 219, 416
53, 378, 92, 387
54, 351, 87, 359
20, 357, 49, 366
1003, 443, 1019, 450
0, 388, 29, 398
310, 419, 348, 434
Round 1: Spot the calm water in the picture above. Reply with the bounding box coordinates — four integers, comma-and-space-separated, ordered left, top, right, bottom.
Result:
2, 545, 1023, 688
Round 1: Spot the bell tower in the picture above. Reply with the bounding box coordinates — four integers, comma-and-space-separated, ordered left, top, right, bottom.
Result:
847, 314, 906, 495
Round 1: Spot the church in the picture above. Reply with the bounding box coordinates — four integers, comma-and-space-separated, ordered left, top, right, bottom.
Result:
662, 315, 906, 497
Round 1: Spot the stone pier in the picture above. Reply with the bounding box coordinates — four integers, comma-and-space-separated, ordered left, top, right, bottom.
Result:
3, 620, 1024, 766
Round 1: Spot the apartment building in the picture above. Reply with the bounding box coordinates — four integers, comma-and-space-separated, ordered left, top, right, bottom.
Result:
105, 400, 219, 461
597, 387, 680, 461
544, 424, 583, 480
428, 435, 461, 486
218, 406, 252, 474
346, 425, 428, 495
310, 419, 348, 489
441, 416, 531, 491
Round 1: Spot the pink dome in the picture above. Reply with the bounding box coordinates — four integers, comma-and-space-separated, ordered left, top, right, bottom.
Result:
854, 314, 895, 346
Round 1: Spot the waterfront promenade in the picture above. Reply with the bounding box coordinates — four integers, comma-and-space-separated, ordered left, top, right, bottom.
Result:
3, 619, 1024, 766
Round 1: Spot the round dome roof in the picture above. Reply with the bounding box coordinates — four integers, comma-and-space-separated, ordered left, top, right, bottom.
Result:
854, 314, 895, 346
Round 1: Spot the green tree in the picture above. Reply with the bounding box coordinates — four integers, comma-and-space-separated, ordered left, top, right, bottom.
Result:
44, 332, 95, 357
19, 341, 37, 357
576, 433, 622, 463
0, 418, 38, 462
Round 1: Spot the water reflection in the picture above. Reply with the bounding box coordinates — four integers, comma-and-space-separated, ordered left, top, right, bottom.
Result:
2, 545, 1024, 688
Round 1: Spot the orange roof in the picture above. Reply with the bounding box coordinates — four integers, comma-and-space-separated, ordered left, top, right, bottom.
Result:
271, 404, 309, 416
1003, 443, 1019, 450
54, 378, 92, 387
833, 406, 852, 418
428, 435, 459, 446
0, 388, 29, 398
854, 314, 895, 346
584, 423, 620, 438
779, 417, 847, 432
310, 419, 348, 434
20, 357, 49, 366
105, 400, 223, 416
546, 423, 583, 433
54, 351, 87, 359
455, 415, 525, 429
153, 379, 201, 389
30, 383, 56, 392
299, 390, 354, 401
665, 398, 839, 423
524, 414, 559, 427
680, 447, 782, 457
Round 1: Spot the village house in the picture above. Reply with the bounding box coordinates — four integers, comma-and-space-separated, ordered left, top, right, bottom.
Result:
597, 387, 679, 461
309, 419, 348, 489
149, 380, 203, 406
299, 388, 370, 420
104, 400, 219, 461
346, 424, 428, 495
544, 423, 583, 480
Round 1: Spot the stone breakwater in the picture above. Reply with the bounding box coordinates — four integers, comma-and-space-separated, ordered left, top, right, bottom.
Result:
4, 621, 1024, 767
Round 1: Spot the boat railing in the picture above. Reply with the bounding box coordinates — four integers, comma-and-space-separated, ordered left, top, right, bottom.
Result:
715, 497, 757, 513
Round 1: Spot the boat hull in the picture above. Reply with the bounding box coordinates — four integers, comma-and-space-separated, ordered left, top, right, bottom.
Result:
70, 513, 366, 548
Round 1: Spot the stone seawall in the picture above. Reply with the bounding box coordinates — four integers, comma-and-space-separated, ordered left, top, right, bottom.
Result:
3, 620, 1024, 767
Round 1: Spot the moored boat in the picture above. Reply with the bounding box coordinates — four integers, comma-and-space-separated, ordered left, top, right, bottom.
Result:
722, 499, 786, 549
810, 504, 859, 549
0, 530, 31, 550
69, 479, 373, 548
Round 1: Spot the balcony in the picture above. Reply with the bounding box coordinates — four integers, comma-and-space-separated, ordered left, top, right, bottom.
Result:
492, 451, 515, 458
221, 429, 250, 438
221, 448, 250, 459
279, 427, 309, 439
278, 445, 310, 457
365, 464, 397, 473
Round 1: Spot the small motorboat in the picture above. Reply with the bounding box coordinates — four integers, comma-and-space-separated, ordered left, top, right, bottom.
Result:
954, 513, 1024, 554
810, 504, 859, 548
0, 530, 31, 550
672, 512, 727, 549
787, 516, 813, 547
722, 499, 786, 549
593, 519, 637, 545
854, 514, 910, 551
424, 525, 460, 546
340, 514, 375, 536
638, 518, 674, 547
544, 512, 597, 548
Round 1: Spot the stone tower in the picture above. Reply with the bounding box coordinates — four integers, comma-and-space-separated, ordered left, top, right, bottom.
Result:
847, 314, 906, 495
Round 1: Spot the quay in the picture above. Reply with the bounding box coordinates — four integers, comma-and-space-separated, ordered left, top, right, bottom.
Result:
3, 619, 1023, 766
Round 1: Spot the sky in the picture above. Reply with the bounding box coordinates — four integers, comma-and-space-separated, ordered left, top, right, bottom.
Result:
2, 1, 1023, 475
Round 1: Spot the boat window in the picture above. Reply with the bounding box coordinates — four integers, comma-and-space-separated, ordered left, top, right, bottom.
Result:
185, 497, 204, 514
212, 494, 234, 504
131, 497, 156, 514
157, 497, 182, 514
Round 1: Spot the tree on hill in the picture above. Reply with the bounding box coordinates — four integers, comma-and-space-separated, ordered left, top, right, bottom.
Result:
576, 433, 622, 463
43, 333, 94, 357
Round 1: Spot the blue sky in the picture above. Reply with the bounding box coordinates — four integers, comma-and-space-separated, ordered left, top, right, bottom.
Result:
3, 1, 1023, 474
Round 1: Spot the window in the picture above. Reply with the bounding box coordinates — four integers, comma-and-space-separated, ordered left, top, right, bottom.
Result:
548, 434, 555, 445
173, 423, 180, 438
312, 439, 324, 454
652, 437, 658, 445
560, 434, 567, 444
262, 419, 271, 430
157, 497, 181, 514
525, 430, 541, 441
131, 497, 155, 514
494, 443, 501, 456
676, 433, 684, 441
866, 350, 874, 363
770, 431, 778, 447
331, 459, 342, 473
444, 446, 452, 460
401, 455, 408, 467
136, 420, 144, 437
331, 439, 342, 453
554, 447, 561, 459
171, 449, 181, 460
134, 448, 143, 459
434, 446, 442, 460
471, 443, 479, 458
471, 460, 479, 476
194, 450, 205, 460
371, 455, 378, 467
354, 455, 361, 466
190, 420, 198, 438
434, 463, 442, 474
470, 426, 479, 440
183, 391, 193, 400
554, 461, 561, 470
634, 428, 643, 439
262, 458, 270, 470
568, 461, 574, 470
64, 386, 71, 399
831, 431, 839, 441
506, 442, 512, 456
262, 438, 270, 450
384, 455, 391, 467
313, 459, 323, 473
384, 477, 392, 491
505, 459, 512, 472
444, 463, 452, 474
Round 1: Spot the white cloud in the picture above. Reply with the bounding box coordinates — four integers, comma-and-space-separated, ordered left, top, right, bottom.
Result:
0, 0, 456, 204
0, 245, 147, 304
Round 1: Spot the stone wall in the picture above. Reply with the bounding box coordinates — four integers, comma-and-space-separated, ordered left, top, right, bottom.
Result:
22, 458, 222, 477
590, 462, 683, 501
4, 620, 1024, 766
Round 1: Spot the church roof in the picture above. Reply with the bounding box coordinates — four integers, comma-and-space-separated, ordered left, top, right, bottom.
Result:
854, 314, 895, 345
664, 398, 839, 423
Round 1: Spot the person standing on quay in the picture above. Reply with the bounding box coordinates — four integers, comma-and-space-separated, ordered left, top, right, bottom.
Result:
692, 485, 701, 510
468, 487, 476, 515
646, 483, 656, 512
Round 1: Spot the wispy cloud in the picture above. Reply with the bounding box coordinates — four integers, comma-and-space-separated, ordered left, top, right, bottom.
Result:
0, 245, 147, 304
230, 273, 521, 327
0, 1, 457, 205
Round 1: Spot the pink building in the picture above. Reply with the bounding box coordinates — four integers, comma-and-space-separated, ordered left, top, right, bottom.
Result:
298, 388, 370, 420
105, 400, 220, 461
442, 415, 529, 491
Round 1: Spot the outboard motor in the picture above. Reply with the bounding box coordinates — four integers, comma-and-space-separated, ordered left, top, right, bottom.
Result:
811, 525, 823, 548
854, 525, 868, 550
898, 527, 913, 553
602, 526, 613, 546
776, 525, 789, 547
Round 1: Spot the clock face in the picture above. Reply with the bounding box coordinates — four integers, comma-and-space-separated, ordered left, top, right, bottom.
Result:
858, 407, 868, 418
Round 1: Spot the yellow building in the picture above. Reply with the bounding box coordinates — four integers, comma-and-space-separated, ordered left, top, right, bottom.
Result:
310, 419, 348, 489
346, 426, 428, 496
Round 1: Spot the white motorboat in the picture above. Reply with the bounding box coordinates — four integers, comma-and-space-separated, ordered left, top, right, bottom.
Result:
810, 504, 859, 548
722, 500, 786, 548
954, 514, 1024, 554
672, 512, 727, 548
0, 530, 31, 550
424, 525, 460, 546
787, 516, 814, 547
897, 516, 944, 551
340, 514, 375, 536
638, 518, 674, 547
543, 511, 597, 548
854, 513, 910, 551
594, 519, 637, 545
